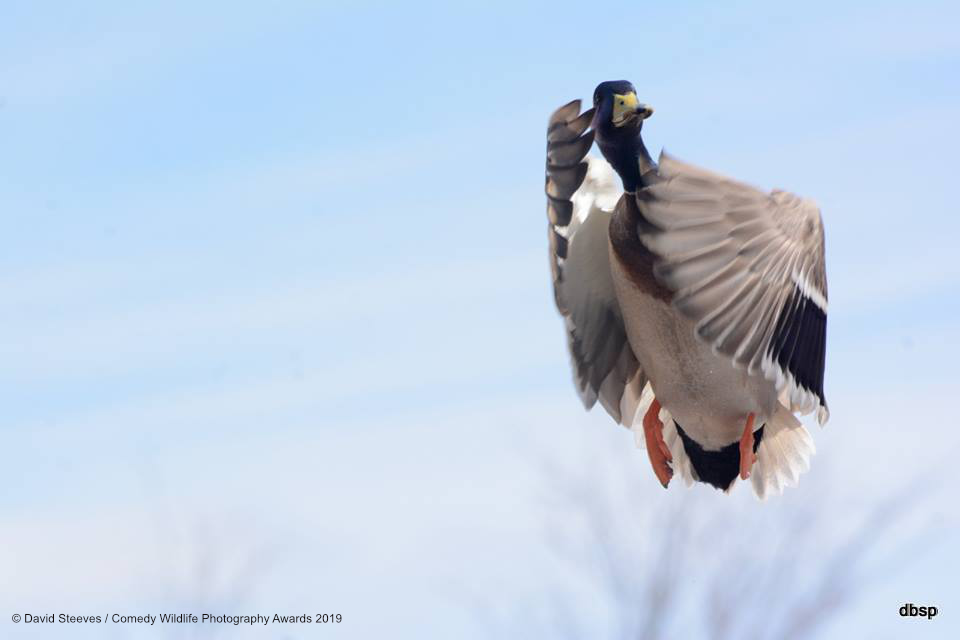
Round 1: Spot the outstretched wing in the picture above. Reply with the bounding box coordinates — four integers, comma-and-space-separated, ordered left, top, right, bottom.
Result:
546, 100, 646, 426
638, 152, 829, 424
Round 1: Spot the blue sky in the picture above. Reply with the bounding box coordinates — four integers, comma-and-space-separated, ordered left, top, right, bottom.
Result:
2, 1, 959, 638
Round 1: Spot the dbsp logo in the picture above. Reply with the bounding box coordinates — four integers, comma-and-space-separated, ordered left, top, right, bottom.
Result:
900, 603, 938, 619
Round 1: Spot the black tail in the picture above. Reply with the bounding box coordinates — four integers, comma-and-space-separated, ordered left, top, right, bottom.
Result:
674, 422, 764, 491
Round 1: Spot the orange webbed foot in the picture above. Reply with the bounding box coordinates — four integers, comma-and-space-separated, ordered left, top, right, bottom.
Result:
739, 412, 758, 480
642, 398, 673, 488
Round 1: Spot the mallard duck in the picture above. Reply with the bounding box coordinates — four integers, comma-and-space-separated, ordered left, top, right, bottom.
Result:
545, 80, 828, 498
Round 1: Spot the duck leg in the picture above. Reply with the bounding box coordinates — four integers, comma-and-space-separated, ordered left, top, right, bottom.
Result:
739, 412, 758, 480
642, 398, 673, 488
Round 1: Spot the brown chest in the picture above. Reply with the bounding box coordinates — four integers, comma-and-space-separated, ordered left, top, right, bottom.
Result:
608, 194, 672, 303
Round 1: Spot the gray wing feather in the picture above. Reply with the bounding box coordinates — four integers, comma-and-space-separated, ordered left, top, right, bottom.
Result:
545, 100, 645, 426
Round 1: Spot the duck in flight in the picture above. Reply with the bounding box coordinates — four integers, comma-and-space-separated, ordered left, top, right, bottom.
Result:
545, 80, 828, 498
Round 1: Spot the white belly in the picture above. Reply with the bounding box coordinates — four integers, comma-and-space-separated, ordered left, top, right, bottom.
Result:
609, 246, 778, 450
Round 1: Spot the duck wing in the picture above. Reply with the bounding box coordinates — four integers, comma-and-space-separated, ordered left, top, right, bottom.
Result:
546, 100, 647, 426
638, 152, 829, 424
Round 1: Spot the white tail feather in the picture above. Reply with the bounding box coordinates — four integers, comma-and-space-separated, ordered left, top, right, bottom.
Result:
751, 404, 815, 500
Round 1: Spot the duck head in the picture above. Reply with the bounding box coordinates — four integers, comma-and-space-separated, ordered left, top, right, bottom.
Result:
591, 80, 654, 193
